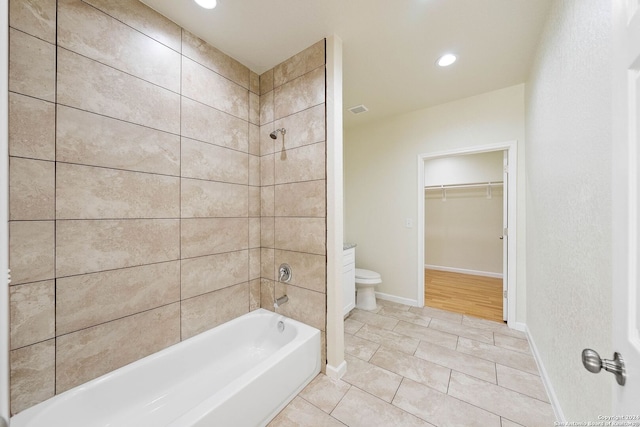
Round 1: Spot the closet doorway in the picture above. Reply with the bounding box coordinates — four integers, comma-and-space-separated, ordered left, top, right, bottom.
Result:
417, 142, 517, 325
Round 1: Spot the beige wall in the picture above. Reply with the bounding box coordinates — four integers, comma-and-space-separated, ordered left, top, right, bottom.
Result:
345, 84, 526, 317
8, 0, 327, 415
425, 187, 503, 274
525, 0, 612, 421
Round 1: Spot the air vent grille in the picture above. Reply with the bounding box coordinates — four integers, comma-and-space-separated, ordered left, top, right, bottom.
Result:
348, 104, 368, 115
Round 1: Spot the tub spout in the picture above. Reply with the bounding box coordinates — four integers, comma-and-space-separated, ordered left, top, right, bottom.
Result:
274, 295, 288, 308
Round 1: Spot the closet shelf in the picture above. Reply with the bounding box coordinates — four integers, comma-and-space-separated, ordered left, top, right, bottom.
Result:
424, 181, 503, 190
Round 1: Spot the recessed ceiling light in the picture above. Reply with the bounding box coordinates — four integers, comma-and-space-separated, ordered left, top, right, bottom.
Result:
194, 0, 217, 9
437, 54, 457, 67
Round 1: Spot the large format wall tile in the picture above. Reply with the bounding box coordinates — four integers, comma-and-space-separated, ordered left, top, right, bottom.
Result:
275, 180, 326, 217
249, 187, 261, 217
249, 124, 260, 155
58, 0, 180, 92
274, 217, 326, 255
260, 91, 274, 125
275, 283, 326, 331
250, 71, 259, 94
56, 106, 180, 176
56, 303, 180, 393
8, 0, 327, 410
261, 185, 275, 216
83, 0, 181, 52
181, 218, 249, 259
249, 279, 261, 311
181, 250, 249, 299
9, 28, 55, 101
9, 0, 57, 43
182, 30, 249, 89
275, 142, 326, 184
57, 48, 180, 134
9, 157, 55, 220
181, 283, 249, 339
274, 66, 324, 120
9, 221, 55, 285
260, 69, 274, 95
56, 219, 180, 277
182, 57, 248, 120
181, 179, 248, 218
181, 137, 248, 183
249, 218, 261, 248
56, 163, 180, 219
56, 261, 181, 335
274, 103, 325, 151
249, 155, 260, 186
249, 248, 261, 280
10, 339, 55, 414
274, 250, 326, 293
261, 154, 275, 186
181, 98, 249, 153
260, 124, 276, 156
274, 40, 325, 87
261, 248, 275, 280
9, 92, 55, 161
261, 217, 274, 248
10, 280, 55, 350
249, 92, 259, 125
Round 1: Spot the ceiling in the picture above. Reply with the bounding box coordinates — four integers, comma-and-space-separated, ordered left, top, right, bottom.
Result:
140, 0, 552, 128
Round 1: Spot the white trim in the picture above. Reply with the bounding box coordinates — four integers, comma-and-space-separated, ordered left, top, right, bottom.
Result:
526, 326, 564, 423
325, 36, 345, 376
511, 321, 526, 333
424, 264, 503, 279
375, 292, 420, 307
1, 0, 10, 423
325, 360, 347, 380
417, 141, 518, 326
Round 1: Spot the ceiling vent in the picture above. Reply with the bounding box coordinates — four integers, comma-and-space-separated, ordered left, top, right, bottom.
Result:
348, 104, 369, 115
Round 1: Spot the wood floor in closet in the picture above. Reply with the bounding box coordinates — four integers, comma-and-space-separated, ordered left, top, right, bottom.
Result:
424, 269, 504, 323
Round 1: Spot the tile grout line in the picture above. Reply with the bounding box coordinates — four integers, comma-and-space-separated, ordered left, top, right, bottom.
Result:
53, 0, 59, 401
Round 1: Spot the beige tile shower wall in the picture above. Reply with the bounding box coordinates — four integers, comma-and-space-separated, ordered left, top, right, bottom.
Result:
258, 41, 328, 369
7, 0, 262, 415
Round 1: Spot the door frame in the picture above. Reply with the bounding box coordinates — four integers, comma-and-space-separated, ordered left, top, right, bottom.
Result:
417, 141, 517, 326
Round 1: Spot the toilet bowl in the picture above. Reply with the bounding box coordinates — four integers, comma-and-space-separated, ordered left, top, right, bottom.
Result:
355, 268, 382, 311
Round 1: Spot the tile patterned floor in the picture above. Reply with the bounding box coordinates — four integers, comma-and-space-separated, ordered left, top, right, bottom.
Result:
268, 300, 555, 427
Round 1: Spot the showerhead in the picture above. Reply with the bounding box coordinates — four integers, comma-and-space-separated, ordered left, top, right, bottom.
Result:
270, 128, 286, 139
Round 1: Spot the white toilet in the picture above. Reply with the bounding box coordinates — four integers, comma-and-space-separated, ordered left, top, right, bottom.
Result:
355, 268, 382, 311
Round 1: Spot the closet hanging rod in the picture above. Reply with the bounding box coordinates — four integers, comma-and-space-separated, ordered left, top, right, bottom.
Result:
424, 181, 504, 190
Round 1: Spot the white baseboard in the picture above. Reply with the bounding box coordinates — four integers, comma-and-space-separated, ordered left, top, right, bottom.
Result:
526, 326, 564, 423
425, 264, 503, 279
325, 360, 347, 380
375, 292, 420, 307
509, 321, 526, 332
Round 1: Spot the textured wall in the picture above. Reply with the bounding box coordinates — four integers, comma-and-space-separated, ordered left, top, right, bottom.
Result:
525, 0, 612, 420
8, 0, 326, 414
257, 41, 328, 369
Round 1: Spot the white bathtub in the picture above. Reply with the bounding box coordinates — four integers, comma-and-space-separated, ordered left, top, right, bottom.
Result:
11, 309, 321, 427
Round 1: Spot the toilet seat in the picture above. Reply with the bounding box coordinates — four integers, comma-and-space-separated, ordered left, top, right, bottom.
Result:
355, 268, 382, 285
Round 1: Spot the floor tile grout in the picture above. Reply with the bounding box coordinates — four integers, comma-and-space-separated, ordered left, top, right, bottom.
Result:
271, 303, 554, 427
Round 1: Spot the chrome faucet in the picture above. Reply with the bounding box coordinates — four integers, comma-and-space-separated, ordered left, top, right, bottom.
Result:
274, 295, 289, 308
